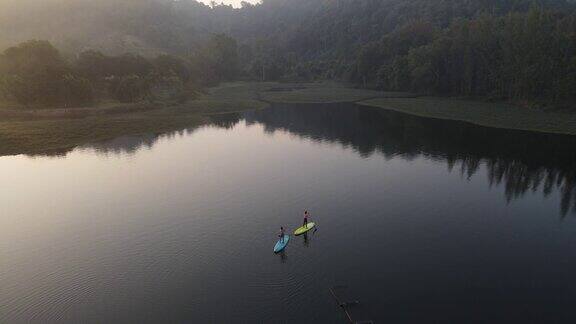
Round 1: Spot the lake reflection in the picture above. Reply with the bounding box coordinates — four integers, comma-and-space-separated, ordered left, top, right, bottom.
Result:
234, 104, 576, 216
4, 103, 576, 323
69, 103, 576, 216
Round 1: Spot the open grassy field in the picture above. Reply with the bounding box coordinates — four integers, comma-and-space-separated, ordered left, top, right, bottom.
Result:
259, 81, 411, 103
186, 82, 271, 113
359, 97, 576, 136
0, 108, 204, 156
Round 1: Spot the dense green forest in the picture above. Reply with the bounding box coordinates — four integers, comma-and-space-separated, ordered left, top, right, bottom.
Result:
1, 0, 575, 107
0, 35, 239, 107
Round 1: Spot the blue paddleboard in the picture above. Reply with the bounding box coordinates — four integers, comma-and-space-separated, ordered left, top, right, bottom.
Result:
274, 235, 290, 253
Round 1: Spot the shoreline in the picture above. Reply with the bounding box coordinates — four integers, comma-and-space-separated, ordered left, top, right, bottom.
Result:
358, 97, 576, 136
1, 81, 575, 157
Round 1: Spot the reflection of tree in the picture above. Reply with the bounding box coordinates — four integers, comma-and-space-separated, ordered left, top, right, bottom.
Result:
80, 133, 160, 155
24, 115, 243, 158
485, 160, 576, 216
207, 113, 242, 130
78, 116, 244, 156
244, 103, 576, 216
20, 103, 576, 216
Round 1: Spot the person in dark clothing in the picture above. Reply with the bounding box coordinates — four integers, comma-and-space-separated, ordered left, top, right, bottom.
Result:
303, 210, 310, 228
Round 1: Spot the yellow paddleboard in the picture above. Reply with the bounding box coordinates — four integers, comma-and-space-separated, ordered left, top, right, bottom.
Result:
294, 222, 315, 235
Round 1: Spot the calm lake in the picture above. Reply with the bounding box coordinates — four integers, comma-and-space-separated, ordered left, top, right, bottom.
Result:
2, 103, 576, 323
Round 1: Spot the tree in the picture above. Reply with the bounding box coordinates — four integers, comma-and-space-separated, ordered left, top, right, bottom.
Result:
76, 50, 110, 80
153, 54, 191, 82
0, 40, 72, 106
110, 54, 153, 77
61, 74, 94, 107
1, 75, 33, 106
109, 75, 150, 103
201, 33, 239, 82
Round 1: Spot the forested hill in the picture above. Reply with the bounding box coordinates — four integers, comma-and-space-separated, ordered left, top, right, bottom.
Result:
238, 0, 575, 57
2, 0, 573, 56
234, 0, 576, 102
1, 0, 575, 103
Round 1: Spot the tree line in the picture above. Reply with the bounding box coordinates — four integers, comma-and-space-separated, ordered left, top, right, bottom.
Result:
231, 0, 576, 103
1, 0, 575, 106
0, 34, 239, 107
350, 8, 576, 103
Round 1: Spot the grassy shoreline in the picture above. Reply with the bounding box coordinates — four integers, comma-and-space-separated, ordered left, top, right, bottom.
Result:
0, 83, 270, 156
1, 81, 575, 156
358, 97, 576, 136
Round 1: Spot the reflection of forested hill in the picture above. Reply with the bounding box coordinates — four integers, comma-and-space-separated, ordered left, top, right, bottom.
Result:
243, 104, 576, 216
23, 103, 576, 216
78, 133, 161, 155
19, 117, 240, 158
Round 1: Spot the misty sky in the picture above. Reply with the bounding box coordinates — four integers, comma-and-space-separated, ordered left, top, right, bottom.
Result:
198, 0, 260, 7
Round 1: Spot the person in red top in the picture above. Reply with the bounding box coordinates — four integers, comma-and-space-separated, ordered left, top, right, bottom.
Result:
303, 210, 310, 228
278, 226, 286, 242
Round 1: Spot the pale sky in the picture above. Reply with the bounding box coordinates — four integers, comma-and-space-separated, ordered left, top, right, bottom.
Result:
197, 0, 261, 8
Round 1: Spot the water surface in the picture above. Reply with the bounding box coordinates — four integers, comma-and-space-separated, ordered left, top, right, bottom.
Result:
2, 103, 576, 323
